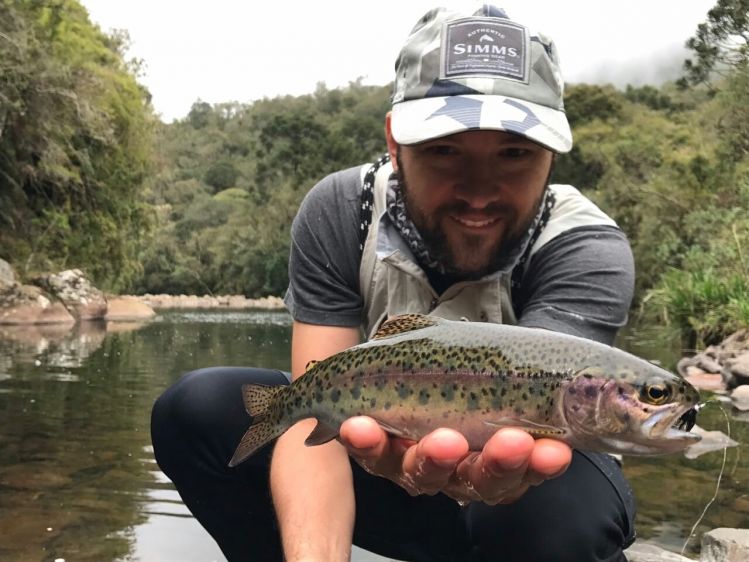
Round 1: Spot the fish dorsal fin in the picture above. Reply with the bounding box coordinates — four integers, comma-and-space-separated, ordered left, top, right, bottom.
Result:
372, 314, 439, 340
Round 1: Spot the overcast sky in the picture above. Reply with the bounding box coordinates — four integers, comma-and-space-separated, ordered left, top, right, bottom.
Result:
80, 0, 717, 122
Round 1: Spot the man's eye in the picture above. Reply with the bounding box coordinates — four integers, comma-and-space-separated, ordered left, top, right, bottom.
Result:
502, 148, 531, 158
425, 145, 457, 156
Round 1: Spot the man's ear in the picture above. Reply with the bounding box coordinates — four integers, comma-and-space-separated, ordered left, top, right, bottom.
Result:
384, 112, 399, 171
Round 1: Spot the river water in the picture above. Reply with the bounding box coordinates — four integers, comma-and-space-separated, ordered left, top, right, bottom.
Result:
0, 311, 746, 561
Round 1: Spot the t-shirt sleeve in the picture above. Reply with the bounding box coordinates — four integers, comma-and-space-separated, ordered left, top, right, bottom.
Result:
515, 226, 635, 345
283, 166, 364, 326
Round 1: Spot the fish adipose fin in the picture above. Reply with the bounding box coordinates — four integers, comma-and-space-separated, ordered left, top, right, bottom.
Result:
483, 418, 565, 438
372, 314, 440, 340
304, 421, 340, 446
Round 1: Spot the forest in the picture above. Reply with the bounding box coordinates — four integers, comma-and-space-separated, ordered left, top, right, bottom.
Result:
1, 0, 747, 345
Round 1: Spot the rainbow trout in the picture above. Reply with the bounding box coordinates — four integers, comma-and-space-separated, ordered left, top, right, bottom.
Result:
229, 314, 700, 466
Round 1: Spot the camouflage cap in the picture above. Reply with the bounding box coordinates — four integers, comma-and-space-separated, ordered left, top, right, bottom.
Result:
390, 5, 572, 153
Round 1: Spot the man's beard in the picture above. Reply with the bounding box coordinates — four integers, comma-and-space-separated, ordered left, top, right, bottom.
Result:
395, 153, 548, 280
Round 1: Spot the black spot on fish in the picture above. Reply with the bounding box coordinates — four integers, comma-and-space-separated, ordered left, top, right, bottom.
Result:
584, 387, 597, 399
384, 401, 392, 411
398, 383, 411, 399
330, 389, 341, 403
419, 389, 430, 405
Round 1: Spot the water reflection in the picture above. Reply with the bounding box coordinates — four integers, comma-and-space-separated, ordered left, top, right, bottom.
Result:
0, 311, 293, 562
0, 312, 745, 561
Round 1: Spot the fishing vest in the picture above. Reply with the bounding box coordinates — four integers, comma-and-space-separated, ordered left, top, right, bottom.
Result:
358, 159, 618, 340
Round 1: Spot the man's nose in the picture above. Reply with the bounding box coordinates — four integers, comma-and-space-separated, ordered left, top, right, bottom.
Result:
453, 169, 502, 209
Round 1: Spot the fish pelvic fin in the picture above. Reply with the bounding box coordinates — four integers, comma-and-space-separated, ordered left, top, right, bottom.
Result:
228, 420, 282, 467
372, 313, 440, 340
304, 420, 340, 446
241, 383, 284, 418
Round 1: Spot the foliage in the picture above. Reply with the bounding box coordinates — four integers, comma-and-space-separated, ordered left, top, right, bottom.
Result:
134, 81, 391, 296
680, 0, 749, 86
1, 0, 747, 346
0, 0, 154, 290
553, 0, 749, 345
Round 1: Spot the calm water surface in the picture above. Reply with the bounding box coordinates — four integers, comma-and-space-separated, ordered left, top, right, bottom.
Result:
0, 312, 745, 561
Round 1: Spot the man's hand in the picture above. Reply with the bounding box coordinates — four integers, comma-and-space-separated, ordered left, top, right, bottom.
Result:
339, 416, 572, 505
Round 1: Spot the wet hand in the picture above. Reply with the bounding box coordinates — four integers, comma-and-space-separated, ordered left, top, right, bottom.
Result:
339, 416, 572, 505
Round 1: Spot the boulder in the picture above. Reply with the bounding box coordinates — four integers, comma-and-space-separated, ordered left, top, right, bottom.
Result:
0, 259, 15, 287
32, 269, 107, 320
723, 353, 749, 388
105, 296, 156, 321
700, 528, 749, 562
731, 385, 749, 411
0, 283, 75, 325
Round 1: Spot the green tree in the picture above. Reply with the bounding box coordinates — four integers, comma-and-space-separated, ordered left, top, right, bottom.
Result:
680, 0, 749, 86
0, 0, 154, 290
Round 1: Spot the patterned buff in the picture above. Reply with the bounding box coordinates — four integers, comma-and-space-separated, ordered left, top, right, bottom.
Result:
385, 172, 555, 279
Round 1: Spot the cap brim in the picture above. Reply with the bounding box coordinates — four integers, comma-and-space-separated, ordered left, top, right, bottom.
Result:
390, 95, 572, 153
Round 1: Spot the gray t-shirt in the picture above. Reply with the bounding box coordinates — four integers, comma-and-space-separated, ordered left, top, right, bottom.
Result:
284, 165, 635, 345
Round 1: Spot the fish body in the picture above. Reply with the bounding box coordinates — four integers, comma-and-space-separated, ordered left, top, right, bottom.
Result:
229, 314, 700, 467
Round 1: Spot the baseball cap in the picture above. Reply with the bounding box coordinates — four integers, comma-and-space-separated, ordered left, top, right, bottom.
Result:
390, 5, 572, 153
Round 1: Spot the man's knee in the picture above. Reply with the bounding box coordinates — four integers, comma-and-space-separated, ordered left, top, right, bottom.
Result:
151, 367, 288, 475
465, 451, 634, 562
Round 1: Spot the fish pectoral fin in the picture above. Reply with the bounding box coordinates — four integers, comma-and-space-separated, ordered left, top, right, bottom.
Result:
370, 418, 407, 439
304, 420, 340, 446
483, 418, 565, 438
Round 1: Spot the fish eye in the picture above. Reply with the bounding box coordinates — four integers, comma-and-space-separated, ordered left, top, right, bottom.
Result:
642, 384, 671, 405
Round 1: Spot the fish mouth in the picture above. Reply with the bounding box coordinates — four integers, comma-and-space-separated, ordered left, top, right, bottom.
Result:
640, 404, 701, 449
674, 406, 698, 431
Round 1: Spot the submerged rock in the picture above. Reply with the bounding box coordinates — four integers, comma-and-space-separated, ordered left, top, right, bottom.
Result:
624, 541, 693, 561
684, 425, 739, 460
104, 296, 156, 321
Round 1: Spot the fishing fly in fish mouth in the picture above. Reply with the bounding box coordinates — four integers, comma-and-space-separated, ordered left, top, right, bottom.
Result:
228, 314, 701, 468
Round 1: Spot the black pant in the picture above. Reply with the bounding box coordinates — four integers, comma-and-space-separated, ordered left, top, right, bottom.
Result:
151, 367, 636, 562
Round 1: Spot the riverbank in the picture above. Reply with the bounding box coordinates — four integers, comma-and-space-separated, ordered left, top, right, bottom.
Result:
131, 293, 285, 310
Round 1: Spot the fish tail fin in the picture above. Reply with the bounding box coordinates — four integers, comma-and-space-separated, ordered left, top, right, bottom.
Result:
228, 384, 287, 467
228, 420, 284, 467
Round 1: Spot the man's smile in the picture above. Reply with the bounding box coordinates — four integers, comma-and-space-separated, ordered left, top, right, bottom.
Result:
449, 214, 503, 229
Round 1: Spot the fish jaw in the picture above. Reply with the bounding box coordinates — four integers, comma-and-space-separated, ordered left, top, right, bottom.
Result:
561, 369, 702, 456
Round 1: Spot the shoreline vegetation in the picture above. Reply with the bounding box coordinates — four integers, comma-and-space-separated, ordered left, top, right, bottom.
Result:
1, 1, 747, 344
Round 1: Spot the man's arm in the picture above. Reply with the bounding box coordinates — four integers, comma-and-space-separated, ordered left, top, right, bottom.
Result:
270, 321, 360, 562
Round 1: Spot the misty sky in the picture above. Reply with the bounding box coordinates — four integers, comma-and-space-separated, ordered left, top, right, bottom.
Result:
79, 0, 717, 122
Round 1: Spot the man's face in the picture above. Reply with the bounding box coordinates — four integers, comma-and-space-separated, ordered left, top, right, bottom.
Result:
387, 125, 554, 278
